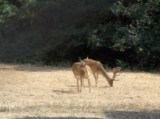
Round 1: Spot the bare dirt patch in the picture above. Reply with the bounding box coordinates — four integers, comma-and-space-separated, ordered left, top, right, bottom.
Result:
0, 64, 160, 119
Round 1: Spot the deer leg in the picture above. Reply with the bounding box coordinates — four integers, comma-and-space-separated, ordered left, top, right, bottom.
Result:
95, 73, 99, 87
80, 77, 83, 92
93, 73, 97, 87
76, 78, 80, 92
93, 73, 98, 87
87, 77, 91, 93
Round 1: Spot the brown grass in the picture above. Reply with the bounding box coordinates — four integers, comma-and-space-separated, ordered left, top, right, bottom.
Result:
0, 64, 160, 119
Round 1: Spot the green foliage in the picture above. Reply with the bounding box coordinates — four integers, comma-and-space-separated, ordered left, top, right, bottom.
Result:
0, 0, 159, 71
116, 59, 129, 69
111, 0, 160, 70
85, 0, 160, 70
0, 0, 17, 23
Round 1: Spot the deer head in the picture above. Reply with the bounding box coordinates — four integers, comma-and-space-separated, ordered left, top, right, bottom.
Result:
79, 60, 87, 70
107, 67, 121, 87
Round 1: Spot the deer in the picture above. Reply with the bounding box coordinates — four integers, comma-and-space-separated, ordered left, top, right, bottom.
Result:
72, 61, 91, 93
83, 57, 121, 87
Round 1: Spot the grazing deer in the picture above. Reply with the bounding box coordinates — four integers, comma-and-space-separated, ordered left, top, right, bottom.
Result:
83, 57, 121, 87
72, 61, 91, 92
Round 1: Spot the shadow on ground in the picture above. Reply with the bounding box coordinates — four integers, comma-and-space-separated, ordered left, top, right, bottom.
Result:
105, 110, 160, 119
13, 110, 160, 119
52, 89, 76, 94
15, 117, 102, 119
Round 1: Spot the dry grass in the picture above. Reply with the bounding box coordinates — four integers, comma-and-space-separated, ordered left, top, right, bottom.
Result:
0, 64, 160, 119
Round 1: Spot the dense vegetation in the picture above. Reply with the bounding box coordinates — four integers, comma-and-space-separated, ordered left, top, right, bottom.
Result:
0, 0, 159, 70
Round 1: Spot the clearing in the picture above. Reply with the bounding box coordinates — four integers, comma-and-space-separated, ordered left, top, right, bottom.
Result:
0, 64, 160, 119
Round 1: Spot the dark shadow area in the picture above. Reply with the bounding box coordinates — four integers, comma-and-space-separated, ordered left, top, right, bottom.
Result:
52, 89, 76, 94
67, 85, 111, 89
15, 116, 102, 119
67, 85, 94, 88
98, 86, 110, 88
105, 110, 160, 119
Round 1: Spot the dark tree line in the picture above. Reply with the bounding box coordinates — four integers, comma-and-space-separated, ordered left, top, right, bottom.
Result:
0, 0, 159, 71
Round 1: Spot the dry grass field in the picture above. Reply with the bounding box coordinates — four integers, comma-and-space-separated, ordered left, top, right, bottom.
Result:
0, 64, 160, 119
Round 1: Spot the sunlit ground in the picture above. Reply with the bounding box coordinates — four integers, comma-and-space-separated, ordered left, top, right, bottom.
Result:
0, 64, 160, 119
